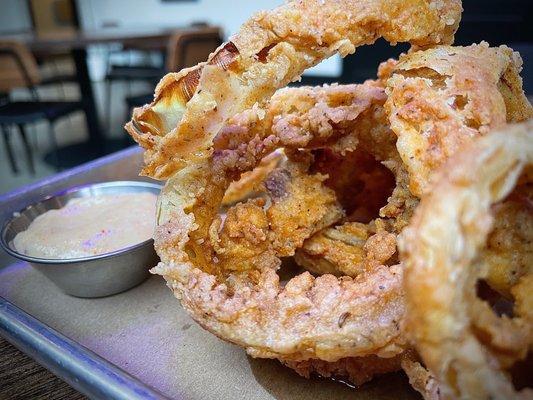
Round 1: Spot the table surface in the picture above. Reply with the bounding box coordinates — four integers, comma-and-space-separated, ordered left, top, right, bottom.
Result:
0, 336, 85, 400
0, 25, 200, 154
0, 26, 198, 51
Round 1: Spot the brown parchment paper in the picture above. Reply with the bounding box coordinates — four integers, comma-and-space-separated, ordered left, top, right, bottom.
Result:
0, 262, 418, 399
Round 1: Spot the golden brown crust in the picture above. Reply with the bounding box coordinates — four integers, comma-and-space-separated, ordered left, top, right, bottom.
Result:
288, 83, 412, 277
212, 80, 390, 175
221, 150, 284, 206
214, 79, 412, 281
294, 221, 397, 277
400, 122, 533, 399
155, 161, 407, 362
481, 185, 532, 298
121, 0, 533, 395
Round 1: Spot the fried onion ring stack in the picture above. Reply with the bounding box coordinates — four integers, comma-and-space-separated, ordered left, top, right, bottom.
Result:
126, 0, 461, 179
274, 43, 532, 392
126, 0, 533, 397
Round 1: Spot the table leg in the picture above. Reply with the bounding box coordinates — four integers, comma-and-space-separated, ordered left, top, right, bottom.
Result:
71, 48, 103, 145
43, 48, 132, 169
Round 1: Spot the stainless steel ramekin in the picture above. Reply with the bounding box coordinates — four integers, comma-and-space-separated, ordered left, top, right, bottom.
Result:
1, 181, 161, 298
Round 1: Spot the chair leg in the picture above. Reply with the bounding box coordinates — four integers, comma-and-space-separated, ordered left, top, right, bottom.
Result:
17, 124, 35, 175
29, 124, 39, 149
123, 106, 134, 146
105, 79, 113, 135
1, 125, 18, 174
124, 103, 132, 126
47, 122, 61, 170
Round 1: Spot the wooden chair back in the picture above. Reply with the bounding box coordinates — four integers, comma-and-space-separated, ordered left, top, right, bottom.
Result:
165, 27, 223, 72
29, 0, 78, 32
0, 41, 41, 93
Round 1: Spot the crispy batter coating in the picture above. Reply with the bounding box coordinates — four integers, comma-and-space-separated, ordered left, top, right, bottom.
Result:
122, 0, 533, 394
291, 43, 533, 387
222, 150, 283, 206
401, 355, 443, 400
287, 45, 531, 388
482, 185, 533, 298
296, 43, 533, 279
400, 122, 533, 399
153, 54, 528, 392
385, 42, 533, 197
287, 77, 413, 278
213, 156, 345, 274
213, 80, 389, 167
151, 50, 530, 366
294, 221, 397, 278
215, 78, 412, 280
126, 0, 461, 179
384, 47, 533, 395
299, 43, 532, 280
265, 156, 345, 257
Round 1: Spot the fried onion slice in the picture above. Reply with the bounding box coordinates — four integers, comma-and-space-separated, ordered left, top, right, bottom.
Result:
126, 0, 461, 179
401, 354, 443, 400
400, 121, 533, 399
299, 42, 531, 276
221, 150, 284, 206
385, 42, 533, 197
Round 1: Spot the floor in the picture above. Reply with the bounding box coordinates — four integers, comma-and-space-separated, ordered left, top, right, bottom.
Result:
0, 62, 154, 195
0, 336, 86, 400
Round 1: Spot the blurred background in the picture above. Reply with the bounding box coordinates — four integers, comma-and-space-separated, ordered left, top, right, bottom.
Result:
0, 0, 531, 193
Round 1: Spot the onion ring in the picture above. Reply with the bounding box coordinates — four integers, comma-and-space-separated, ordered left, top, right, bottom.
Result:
122, 0, 533, 393
400, 121, 533, 399
126, 0, 461, 179
288, 44, 532, 390
152, 83, 408, 360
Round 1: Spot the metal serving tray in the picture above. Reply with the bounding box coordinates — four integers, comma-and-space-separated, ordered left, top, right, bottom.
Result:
0, 148, 417, 400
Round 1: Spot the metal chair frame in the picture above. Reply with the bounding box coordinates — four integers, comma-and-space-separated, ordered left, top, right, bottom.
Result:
0, 47, 79, 173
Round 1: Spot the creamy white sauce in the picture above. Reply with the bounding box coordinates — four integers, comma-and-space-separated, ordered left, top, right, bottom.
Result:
13, 192, 157, 259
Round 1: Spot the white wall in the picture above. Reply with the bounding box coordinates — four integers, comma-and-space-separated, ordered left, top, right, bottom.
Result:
76, 0, 341, 78
0, 0, 32, 34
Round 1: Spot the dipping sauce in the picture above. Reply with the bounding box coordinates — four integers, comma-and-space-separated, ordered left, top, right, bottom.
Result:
13, 192, 157, 259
